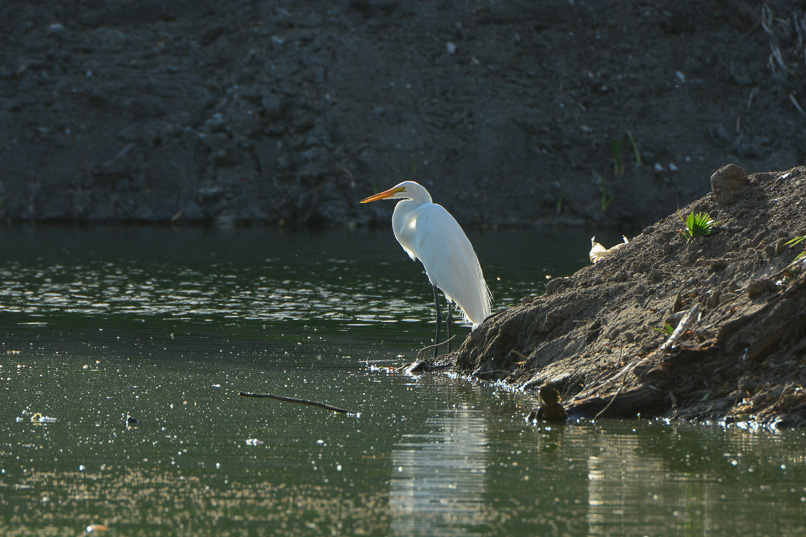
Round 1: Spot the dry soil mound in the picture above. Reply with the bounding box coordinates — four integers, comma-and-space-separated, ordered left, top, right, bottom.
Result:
452, 165, 806, 428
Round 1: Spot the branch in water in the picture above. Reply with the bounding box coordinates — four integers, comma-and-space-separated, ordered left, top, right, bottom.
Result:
238, 392, 356, 414
416, 334, 457, 361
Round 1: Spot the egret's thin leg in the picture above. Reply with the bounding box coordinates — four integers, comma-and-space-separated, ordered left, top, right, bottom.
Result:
446, 303, 453, 352
432, 285, 442, 358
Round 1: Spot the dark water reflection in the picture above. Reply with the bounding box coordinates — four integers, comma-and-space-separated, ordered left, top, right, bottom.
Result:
1, 226, 805, 536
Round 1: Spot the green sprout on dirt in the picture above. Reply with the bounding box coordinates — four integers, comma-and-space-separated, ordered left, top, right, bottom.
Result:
679, 211, 718, 242
785, 235, 806, 265
654, 324, 675, 335
627, 131, 642, 165
611, 138, 624, 177
600, 178, 615, 213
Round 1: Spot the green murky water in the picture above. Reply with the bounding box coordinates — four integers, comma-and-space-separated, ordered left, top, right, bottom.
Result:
1, 226, 805, 536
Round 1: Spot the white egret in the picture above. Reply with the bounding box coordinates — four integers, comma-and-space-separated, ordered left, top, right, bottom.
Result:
360, 181, 491, 356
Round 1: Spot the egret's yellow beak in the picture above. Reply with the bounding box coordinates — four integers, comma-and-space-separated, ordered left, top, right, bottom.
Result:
360, 186, 405, 204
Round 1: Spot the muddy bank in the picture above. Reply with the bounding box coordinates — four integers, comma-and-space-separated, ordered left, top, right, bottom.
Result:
446, 165, 806, 428
2, 1, 804, 227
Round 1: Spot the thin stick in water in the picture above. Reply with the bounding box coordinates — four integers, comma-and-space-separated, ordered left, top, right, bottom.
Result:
239, 392, 355, 414
416, 334, 457, 361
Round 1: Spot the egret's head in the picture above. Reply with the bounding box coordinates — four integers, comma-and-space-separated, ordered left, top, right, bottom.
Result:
360, 181, 429, 204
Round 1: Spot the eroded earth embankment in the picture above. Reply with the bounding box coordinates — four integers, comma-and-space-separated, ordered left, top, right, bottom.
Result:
450, 165, 806, 428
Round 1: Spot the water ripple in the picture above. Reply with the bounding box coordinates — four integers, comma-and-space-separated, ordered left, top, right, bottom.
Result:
0, 259, 439, 327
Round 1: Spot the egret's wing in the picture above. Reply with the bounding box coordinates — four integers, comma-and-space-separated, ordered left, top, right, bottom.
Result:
411, 204, 491, 327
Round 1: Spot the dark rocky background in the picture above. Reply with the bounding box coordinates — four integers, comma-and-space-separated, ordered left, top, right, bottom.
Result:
1, 0, 804, 228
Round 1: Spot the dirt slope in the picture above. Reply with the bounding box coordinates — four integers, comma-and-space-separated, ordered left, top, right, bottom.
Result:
451, 165, 806, 428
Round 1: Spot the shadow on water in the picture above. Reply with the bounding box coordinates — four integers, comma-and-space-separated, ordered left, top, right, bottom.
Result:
1, 226, 805, 536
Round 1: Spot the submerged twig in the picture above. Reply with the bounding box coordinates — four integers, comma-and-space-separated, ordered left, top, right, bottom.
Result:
593, 340, 627, 421
405, 335, 459, 374
239, 392, 355, 414
593, 372, 630, 421
415, 335, 457, 361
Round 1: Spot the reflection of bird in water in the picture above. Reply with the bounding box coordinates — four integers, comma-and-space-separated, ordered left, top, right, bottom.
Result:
361, 181, 492, 356
389, 406, 488, 536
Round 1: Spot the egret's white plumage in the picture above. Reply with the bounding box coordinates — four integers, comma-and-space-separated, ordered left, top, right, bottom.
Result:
360, 181, 491, 331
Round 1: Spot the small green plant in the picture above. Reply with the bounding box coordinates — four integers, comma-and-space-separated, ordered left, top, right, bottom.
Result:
679, 211, 718, 241
785, 235, 806, 264
556, 193, 564, 214
611, 138, 624, 177
601, 178, 615, 212
654, 323, 675, 335
627, 131, 642, 165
